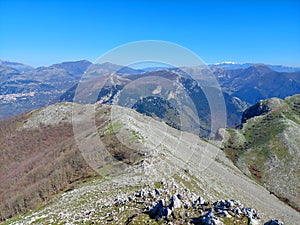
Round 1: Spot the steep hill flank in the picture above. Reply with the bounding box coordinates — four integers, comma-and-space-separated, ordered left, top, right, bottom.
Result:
0, 103, 144, 220
220, 94, 300, 211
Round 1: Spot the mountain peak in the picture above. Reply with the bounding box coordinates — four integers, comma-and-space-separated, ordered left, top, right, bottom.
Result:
0, 59, 34, 72
51, 60, 92, 74
244, 63, 273, 74
51, 59, 92, 68
215, 61, 238, 65
241, 97, 285, 123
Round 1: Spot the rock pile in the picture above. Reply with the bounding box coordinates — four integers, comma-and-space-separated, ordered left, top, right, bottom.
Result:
148, 194, 182, 220
149, 199, 172, 220
123, 188, 283, 225
194, 210, 223, 225
111, 186, 285, 224
148, 193, 262, 224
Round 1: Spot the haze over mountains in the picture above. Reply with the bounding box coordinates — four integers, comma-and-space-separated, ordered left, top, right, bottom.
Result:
0, 60, 92, 118
211, 62, 300, 73
1, 59, 300, 129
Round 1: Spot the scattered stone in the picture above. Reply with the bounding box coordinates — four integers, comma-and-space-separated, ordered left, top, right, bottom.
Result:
264, 219, 284, 225
161, 207, 172, 219
169, 195, 181, 210
199, 211, 223, 225
149, 199, 164, 219
148, 190, 156, 198
226, 200, 235, 208
135, 189, 145, 198
242, 207, 260, 220
154, 188, 161, 196
177, 193, 183, 200
184, 203, 190, 209
192, 196, 205, 208
233, 207, 242, 217
113, 216, 118, 221
217, 210, 231, 218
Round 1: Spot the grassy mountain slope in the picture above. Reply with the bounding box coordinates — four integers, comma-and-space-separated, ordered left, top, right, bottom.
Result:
1, 103, 299, 224
0, 103, 144, 221
220, 94, 300, 211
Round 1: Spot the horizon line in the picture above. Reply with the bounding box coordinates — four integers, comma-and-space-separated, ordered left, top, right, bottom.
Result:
1, 58, 300, 69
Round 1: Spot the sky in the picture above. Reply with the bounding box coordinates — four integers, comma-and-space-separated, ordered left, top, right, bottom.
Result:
0, 0, 299, 67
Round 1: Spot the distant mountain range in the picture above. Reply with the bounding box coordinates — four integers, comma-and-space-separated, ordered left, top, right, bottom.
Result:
0, 60, 91, 118
212, 64, 300, 105
210, 61, 300, 73
1, 59, 300, 133
0, 60, 34, 72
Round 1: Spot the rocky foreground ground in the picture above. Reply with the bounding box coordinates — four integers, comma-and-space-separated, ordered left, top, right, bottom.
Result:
111, 184, 284, 225
4, 177, 285, 225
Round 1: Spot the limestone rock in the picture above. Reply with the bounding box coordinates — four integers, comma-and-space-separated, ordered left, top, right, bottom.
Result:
264, 219, 284, 225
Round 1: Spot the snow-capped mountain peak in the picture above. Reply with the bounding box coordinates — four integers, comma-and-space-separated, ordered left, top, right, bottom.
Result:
214, 61, 238, 65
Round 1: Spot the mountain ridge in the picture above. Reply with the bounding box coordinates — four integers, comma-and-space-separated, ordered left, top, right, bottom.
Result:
219, 94, 300, 212
1, 102, 299, 224
211, 62, 300, 73
1, 59, 300, 125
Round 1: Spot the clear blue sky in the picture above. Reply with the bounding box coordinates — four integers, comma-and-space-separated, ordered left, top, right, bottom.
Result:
0, 0, 299, 67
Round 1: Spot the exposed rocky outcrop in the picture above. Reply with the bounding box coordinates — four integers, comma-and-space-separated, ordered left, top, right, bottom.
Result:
108, 186, 275, 224
241, 98, 285, 123
264, 219, 284, 225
